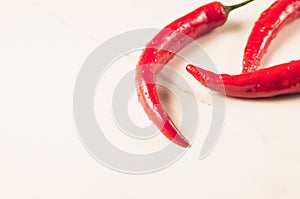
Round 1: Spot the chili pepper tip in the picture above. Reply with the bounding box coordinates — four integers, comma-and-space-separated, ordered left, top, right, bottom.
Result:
223, 0, 254, 16
186, 65, 194, 75
186, 64, 208, 86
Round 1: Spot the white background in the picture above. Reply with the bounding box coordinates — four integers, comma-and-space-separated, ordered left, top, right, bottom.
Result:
1, 0, 300, 198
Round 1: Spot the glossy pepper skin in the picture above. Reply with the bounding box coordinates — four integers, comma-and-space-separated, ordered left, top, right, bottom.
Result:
243, 0, 300, 73
136, 1, 254, 147
187, 61, 300, 98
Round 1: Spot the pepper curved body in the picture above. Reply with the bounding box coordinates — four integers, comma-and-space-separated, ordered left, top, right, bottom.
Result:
136, 1, 253, 147
243, 0, 300, 73
187, 61, 300, 98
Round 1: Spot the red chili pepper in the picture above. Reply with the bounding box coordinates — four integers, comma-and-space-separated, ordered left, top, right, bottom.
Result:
136, 0, 254, 147
243, 0, 300, 73
186, 61, 300, 98
186, 0, 300, 99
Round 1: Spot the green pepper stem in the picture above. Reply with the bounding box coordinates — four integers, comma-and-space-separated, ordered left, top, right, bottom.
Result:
223, 0, 254, 16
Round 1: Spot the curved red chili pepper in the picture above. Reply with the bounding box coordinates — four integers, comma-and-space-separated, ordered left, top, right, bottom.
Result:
187, 0, 300, 99
187, 61, 300, 98
243, 0, 300, 73
136, 0, 254, 147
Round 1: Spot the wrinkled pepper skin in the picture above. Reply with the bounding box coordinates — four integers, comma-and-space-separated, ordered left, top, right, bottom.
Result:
136, 1, 253, 147
187, 61, 300, 98
243, 0, 300, 73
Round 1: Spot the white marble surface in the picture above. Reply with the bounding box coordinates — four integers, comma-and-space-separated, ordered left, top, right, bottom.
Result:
1, 0, 300, 198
